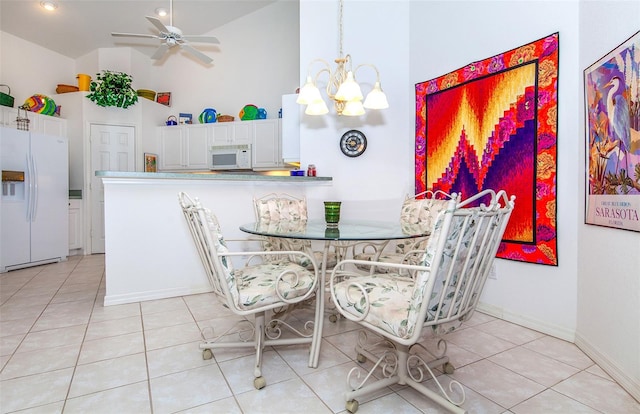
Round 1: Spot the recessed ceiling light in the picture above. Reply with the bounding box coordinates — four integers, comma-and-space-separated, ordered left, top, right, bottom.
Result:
40, 1, 58, 11
155, 8, 168, 17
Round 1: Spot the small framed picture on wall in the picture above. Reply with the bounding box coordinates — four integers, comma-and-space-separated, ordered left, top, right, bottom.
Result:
144, 153, 158, 172
156, 92, 171, 107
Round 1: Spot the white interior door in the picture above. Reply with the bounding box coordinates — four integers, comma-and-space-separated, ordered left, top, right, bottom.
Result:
90, 124, 135, 253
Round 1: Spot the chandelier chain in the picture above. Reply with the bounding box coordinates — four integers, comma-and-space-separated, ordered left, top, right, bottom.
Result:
338, 0, 343, 57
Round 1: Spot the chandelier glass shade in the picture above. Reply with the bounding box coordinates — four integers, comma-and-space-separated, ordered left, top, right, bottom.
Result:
297, 1, 388, 116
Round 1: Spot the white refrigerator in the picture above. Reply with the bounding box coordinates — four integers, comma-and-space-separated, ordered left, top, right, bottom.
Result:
1, 127, 69, 272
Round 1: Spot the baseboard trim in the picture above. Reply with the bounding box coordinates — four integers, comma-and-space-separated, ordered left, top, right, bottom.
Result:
476, 302, 575, 342
104, 285, 212, 306
574, 332, 640, 402
477, 302, 640, 402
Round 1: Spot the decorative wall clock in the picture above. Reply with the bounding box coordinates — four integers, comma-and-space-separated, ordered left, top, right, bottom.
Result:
340, 129, 367, 157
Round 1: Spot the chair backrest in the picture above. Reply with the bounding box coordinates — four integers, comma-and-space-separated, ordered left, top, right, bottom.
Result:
397, 190, 454, 253
178, 192, 241, 309
253, 193, 310, 252
253, 193, 308, 223
405, 189, 515, 340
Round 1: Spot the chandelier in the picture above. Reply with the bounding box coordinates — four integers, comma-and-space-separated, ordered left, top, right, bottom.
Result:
296, 0, 389, 116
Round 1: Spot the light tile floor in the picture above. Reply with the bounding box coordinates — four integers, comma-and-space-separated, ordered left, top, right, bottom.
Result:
1, 255, 638, 414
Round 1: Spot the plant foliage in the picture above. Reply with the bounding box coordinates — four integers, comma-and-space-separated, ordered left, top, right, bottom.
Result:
86, 70, 138, 108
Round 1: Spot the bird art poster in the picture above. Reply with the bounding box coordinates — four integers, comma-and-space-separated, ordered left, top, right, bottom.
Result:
585, 30, 640, 233
415, 33, 559, 265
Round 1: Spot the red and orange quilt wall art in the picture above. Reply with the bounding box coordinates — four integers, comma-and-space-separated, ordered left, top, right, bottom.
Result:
415, 33, 559, 265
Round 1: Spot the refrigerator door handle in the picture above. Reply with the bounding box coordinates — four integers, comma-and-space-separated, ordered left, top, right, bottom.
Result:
31, 153, 39, 221
26, 153, 34, 221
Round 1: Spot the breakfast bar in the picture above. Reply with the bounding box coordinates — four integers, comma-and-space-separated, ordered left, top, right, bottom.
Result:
97, 171, 333, 305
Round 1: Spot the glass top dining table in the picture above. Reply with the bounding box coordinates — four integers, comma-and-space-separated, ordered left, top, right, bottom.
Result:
239, 219, 430, 241
239, 219, 430, 368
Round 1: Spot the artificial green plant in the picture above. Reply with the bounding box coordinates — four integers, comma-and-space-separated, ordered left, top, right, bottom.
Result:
86, 70, 138, 108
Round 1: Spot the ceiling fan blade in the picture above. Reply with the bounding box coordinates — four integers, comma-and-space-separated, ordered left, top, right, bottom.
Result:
181, 35, 220, 44
151, 44, 171, 60
181, 44, 213, 64
145, 16, 170, 33
111, 32, 159, 39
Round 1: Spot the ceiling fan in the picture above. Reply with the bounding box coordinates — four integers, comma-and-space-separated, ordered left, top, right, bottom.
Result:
110, 0, 220, 64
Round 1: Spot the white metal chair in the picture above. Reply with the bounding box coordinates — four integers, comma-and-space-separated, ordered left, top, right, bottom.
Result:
329, 189, 515, 413
179, 192, 321, 390
352, 190, 453, 274
253, 192, 339, 269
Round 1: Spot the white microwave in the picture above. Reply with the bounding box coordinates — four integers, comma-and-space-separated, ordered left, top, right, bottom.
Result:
209, 144, 252, 170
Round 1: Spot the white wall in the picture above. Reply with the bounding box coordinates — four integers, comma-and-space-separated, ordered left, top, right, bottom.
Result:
300, 0, 581, 337
300, 0, 638, 399
408, 0, 581, 340
299, 0, 413, 221
577, 0, 640, 399
0, 32, 76, 106
150, 0, 300, 121
0, 0, 299, 124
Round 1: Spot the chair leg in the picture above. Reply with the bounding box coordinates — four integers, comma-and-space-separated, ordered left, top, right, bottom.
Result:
344, 331, 467, 414
253, 313, 266, 389
198, 306, 316, 390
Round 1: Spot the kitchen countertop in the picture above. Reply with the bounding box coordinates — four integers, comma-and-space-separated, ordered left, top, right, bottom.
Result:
95, 170, 332, 182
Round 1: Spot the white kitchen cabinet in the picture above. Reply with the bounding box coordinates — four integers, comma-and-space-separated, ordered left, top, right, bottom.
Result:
209, 122, 235, 145
210, 121, 252, 146
158, 119, 282, 170
252, 119, 282, 169
0, 106, 66, 137
0, 106, 18, 128
68, 199, 83, 253
159, 125, 210, 170
37, 115, 66, 137
233, 121, 253, 145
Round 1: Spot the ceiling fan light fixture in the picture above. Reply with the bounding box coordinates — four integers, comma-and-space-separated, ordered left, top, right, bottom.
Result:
110, 0, 219, 65
40, 1, 58, 11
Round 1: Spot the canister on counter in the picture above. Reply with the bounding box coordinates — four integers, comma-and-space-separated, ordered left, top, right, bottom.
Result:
307, 164, 316, 177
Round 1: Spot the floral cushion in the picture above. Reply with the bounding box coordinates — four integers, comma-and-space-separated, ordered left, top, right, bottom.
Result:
399, 197, 449, 234
203, 207, 315, 311
255, 197, 308, 222
353, 251, 421, 273
332, 274, 416, 338
231, 262, 316, 310
254, 196, 336, 269
352, 197, 448, 273
203, 207, 239, 305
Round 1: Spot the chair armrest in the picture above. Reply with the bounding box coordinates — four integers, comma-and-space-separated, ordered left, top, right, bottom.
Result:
330, 259, 431, 282
221, 250, 319, 271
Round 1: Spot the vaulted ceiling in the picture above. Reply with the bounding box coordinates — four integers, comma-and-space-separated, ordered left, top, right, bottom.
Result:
0, 0, 277, 59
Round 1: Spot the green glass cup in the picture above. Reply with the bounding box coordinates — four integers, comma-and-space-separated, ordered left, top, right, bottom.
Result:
324, 201, 342, 227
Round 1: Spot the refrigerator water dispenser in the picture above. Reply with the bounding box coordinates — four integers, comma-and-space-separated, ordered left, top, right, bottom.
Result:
2, 170, 25, 199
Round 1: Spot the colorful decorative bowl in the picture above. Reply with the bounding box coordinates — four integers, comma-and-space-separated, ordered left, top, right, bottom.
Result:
23, 94, 59, 116
56, 84, 79, 94
199, 108, 217, 123
239, 104, 258, 120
